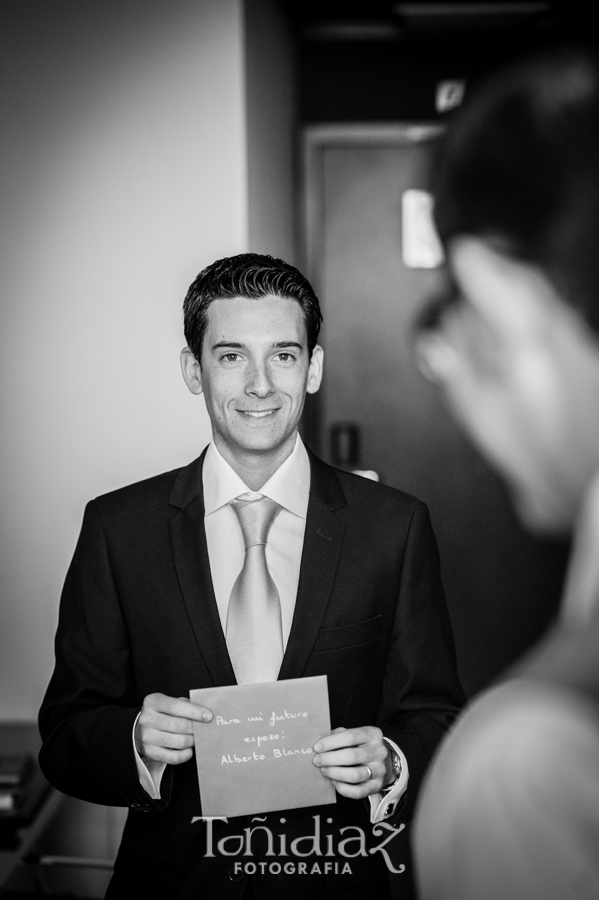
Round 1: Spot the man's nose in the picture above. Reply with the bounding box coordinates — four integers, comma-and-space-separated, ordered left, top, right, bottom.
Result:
245, 362, 275, 397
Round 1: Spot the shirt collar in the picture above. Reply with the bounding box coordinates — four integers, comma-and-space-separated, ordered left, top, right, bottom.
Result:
202, 435, 310, 519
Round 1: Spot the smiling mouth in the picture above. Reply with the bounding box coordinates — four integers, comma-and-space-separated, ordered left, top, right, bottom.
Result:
238, 410, 278, 418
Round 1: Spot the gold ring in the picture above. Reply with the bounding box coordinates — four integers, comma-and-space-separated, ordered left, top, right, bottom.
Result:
364, 765, 373, 781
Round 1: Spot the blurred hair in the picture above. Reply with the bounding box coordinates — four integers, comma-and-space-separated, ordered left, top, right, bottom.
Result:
432, 45, 599, 337
183, 253, 323, 362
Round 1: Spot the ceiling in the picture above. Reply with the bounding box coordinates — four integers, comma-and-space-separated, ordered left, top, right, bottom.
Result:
278, 0, 597, 43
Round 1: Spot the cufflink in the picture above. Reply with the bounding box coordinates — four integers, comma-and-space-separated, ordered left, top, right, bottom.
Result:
381, 737, 402, 794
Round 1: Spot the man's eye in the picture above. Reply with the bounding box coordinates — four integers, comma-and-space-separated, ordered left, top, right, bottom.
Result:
221, 353, 241, 363
276, 352, 294, 362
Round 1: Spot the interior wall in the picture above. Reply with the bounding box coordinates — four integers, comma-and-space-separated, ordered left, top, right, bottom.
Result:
245, 0, 297, 263
0, 3, 298, 891
0, 0, 249, 721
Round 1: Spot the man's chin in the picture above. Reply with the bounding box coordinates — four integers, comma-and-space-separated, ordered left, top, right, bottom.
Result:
227, 429, 296, 457
512, 488, 575, 538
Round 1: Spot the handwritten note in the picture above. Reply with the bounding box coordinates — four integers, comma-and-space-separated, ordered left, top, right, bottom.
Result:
190, 676, 336, 818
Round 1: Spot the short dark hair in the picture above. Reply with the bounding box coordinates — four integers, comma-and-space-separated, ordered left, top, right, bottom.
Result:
183, 253, 323, 362
432, 45, 599, 337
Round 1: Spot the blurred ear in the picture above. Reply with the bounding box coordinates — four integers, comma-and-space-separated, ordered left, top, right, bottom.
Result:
449, 236, 560, 345
306, 344, 324, 395
180, 347, 203, 395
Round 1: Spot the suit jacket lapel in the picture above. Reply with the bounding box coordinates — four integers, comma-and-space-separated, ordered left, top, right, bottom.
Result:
279, 451, 347, 681
168, 450, 237, 687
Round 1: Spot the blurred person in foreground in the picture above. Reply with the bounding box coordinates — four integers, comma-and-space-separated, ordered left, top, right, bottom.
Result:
413, 45, 599, 900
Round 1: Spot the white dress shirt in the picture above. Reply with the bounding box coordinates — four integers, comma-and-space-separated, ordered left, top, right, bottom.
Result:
135, 436, 408, 822
203, 436, 309, 645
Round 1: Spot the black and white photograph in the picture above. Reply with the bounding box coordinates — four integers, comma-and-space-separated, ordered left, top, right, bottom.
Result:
1, 2, 598, 899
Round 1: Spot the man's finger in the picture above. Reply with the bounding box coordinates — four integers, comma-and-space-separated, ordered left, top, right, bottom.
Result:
143, 692, 213, 722
312, 744, 374, 769
139, 711, 197, 734
327, 779, 378, 801
143, 745, 194, 766
317, 762, 384, 785
140, 728, 195, 751
313, 725, 380, 754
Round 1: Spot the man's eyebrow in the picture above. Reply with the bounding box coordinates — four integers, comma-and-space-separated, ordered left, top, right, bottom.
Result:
211, 341, 246, 351
210, 340, 304, 351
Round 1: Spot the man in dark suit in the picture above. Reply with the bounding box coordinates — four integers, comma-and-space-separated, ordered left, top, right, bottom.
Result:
39, 253, 464, 899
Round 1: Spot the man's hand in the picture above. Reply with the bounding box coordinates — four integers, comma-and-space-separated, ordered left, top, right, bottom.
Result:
135, 693, 213, 766
312, 726, 392, 799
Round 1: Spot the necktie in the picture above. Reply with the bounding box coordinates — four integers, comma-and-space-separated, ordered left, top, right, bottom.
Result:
226, 496, 283, 684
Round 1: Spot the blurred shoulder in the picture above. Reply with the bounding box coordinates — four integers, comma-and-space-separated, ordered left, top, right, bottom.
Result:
415, 679, 599, 899
419, 677, 599, 806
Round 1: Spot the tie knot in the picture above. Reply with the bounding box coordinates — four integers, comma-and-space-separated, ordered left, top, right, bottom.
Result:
231, 496, 281, 549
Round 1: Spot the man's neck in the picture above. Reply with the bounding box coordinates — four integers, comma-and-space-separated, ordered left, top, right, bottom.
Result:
212, 433, 298, 491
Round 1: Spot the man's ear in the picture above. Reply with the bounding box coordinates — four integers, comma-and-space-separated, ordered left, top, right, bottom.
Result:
449, 236, 559, 344
307, 344, 324, 394
180, 347, 203, 395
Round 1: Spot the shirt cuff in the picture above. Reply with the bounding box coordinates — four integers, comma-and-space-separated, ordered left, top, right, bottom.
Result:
368, 737, 409, 823
133, 711, 167, 800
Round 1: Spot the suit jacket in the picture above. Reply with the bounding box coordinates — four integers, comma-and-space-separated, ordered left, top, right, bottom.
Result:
39, 448, 464, 898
